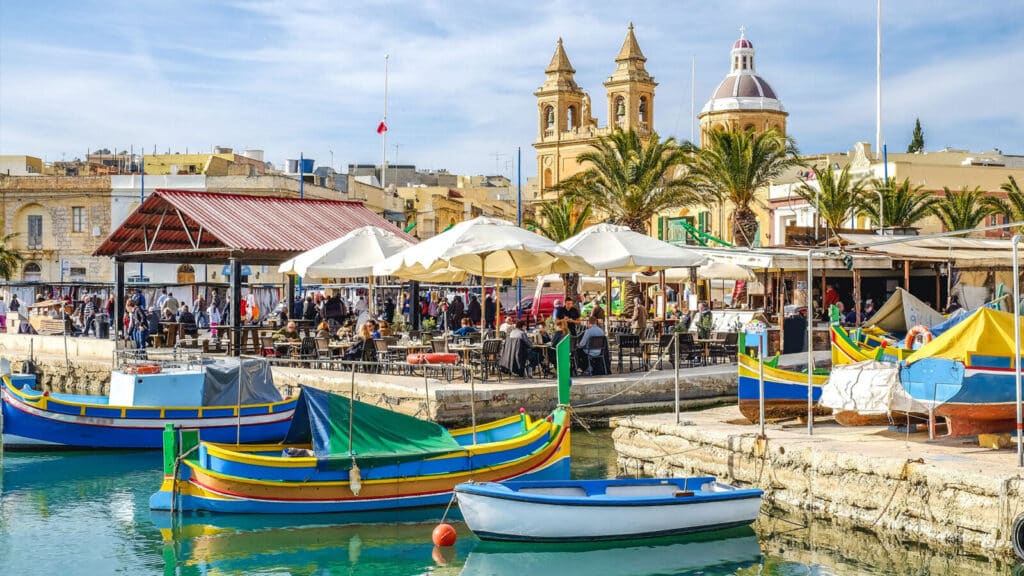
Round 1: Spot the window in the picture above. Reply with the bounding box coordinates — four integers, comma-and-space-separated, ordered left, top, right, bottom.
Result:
72, 207, 86, 233
27, 215, 42, 249
23, 262, 41, 282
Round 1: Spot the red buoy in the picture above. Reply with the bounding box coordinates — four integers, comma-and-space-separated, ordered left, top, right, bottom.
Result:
432, 523, 457, 547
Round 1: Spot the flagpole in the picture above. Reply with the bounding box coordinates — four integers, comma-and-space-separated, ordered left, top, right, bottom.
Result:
382, 54, 389, 188
876, 0, 882, 159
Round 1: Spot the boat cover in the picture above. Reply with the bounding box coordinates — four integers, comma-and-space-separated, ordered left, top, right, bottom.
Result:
906, 307, 1024, 365
283, 386, 463, 471
819, 360, 929, 415
867, 288, 943, 335
202, 358, 282, 406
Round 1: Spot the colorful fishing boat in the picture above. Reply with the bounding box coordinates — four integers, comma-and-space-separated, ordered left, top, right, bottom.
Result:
830, 324, 913, 366
455, 477, 762, 542
1, 359, 296, 450
150, 384, 571, 514
901, 307, 1024, 437
737, 352, 830, 423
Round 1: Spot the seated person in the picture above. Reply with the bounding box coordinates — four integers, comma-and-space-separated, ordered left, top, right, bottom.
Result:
336, 320, 355, 340
497, 316, 514, 336
377, 319, 392, 337
577, 316, 608, 375
275, 321, 301, 342
529, 323, 553, 374
177, 305, 198, 336
499, 320, 533, 377
343, 322, 375, 360
453, 317, 478, 337
315, 321, 332, 340
368, 320, 381, 339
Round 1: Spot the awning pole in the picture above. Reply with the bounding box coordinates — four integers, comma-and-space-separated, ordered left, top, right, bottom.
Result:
1013, 234, 1023, 467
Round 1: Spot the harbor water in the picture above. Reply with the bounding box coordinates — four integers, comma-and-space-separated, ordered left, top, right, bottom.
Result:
0, 429, 1014, 575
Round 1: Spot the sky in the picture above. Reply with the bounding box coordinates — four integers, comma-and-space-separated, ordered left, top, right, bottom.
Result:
1, 1, 1021, 181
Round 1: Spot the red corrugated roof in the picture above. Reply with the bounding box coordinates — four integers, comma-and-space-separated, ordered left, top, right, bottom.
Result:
94, 189, 415, 264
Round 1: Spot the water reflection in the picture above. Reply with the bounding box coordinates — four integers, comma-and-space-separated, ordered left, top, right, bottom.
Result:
459, 527, 761, 576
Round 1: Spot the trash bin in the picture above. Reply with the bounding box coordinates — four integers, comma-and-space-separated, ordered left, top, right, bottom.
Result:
95, 316, 110, 339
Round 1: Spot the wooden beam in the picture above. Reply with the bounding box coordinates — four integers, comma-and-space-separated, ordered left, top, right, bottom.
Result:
853, 268, 862, 325
176, 209, 198, 249
904, 260, 911, 291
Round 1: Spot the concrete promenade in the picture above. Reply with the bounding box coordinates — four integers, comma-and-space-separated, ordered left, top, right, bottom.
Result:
612, 406, 1024, 563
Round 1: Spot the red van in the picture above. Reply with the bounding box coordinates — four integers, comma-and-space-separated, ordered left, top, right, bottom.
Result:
529, 293, 564, 323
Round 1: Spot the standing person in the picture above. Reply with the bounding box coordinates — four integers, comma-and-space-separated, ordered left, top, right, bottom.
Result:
630, 296, 648, 336
448, 294, 465, 328
163, 292, 180, 316
0, 295, 7, 333
82, 294, 96, 337
194, 295, 208, 329
128, 302, 149, 349
484, 294, 496, 329
131, 287, 146, 310
208, 298, 222, 338
9, 293, 21, 316
467, 294, 482, 326
155, 289, 169, 310
382, 297, 395, 324
823, 283, 839, 319
588, 296, 606, 327
302, 295, 319, 323
555, 297, 583, 337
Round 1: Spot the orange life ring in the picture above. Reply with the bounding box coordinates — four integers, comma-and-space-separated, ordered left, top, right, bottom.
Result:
126, 363, 162, 375
905, 325, 932, 348
407, 353, 460, 365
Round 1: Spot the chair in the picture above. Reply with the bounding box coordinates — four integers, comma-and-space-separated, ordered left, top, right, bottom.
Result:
374, 337, 399, 372
360, 338, 379, 372
677, 332, 702, 367
642, 325, 657, 340
616, 333, 642, 372
315, 337, 333, 368
431, 339, 448, 354
259, 336, 277, 357
652, 333, 675, 369
581, 335, 609, 376
292, 337, 317, 365
476, 339, 504, 381
709, 332, 739, 363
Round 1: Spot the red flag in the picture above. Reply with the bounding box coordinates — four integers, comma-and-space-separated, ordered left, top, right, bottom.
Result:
376, 121, 388, 134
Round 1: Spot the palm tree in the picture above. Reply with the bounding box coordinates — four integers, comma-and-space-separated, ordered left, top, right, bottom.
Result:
0, 233, 22, 280
525, 195, 593, 303
794, 164, 866, 233
985, 175, 1024, 231
931, 186, 997, 233
559, 128, 698, 314
860, 178, 937, 230
689, 127, 801, 247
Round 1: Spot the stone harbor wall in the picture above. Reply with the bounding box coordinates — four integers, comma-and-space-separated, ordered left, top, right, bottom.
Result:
612, 409, 1024, 561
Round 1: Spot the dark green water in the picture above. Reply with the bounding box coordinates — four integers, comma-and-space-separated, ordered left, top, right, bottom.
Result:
0, 429, 1015, 575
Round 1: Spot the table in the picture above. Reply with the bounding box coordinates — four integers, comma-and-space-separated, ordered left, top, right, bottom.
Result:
159, 322, 181, 347
533, 342, 553, 377
696, 338, 726, 365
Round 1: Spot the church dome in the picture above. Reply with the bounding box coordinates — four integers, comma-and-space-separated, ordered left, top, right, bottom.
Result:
701, 29, 784, 115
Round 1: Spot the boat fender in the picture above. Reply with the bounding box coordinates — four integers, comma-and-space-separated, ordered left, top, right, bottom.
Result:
904, 325, 932, 349
1013, 513, 1024, 561
125, 363, 162, 375
349, 461, 362, 496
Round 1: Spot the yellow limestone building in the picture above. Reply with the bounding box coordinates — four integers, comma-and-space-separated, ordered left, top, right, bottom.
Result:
533, 24, 656, 199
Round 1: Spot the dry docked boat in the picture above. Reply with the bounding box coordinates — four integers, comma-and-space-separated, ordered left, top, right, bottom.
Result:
150, 385, 571, 514
454, 477, 762, 542
1, 358, 296, 450
736, 351, 831, 423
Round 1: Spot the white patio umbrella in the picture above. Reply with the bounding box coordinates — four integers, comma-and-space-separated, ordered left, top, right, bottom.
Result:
278, 226, 417, 315
374, 216, 594, 444
560, 223, 706, 317
633, 262, 755, 283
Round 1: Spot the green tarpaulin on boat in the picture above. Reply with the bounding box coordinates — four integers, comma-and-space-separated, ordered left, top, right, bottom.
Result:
282, 386, 463, 471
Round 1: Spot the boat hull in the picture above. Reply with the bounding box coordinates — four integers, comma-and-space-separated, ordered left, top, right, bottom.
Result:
830, 325, 911, 366
456, 477, 763, 542
150, 411, 572, 514
1, 378, 296, 450
901, 357, 1021, 437
737, 353, 830, 423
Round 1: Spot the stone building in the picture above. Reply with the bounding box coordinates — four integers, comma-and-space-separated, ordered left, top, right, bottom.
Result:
533, 24, 656, 199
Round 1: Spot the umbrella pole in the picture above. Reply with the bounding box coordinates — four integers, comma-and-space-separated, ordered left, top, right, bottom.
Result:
369, 274, 375, 318
605, 270, 612, 320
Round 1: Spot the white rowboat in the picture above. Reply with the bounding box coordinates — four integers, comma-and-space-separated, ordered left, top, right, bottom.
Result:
454, 476, 763, 542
